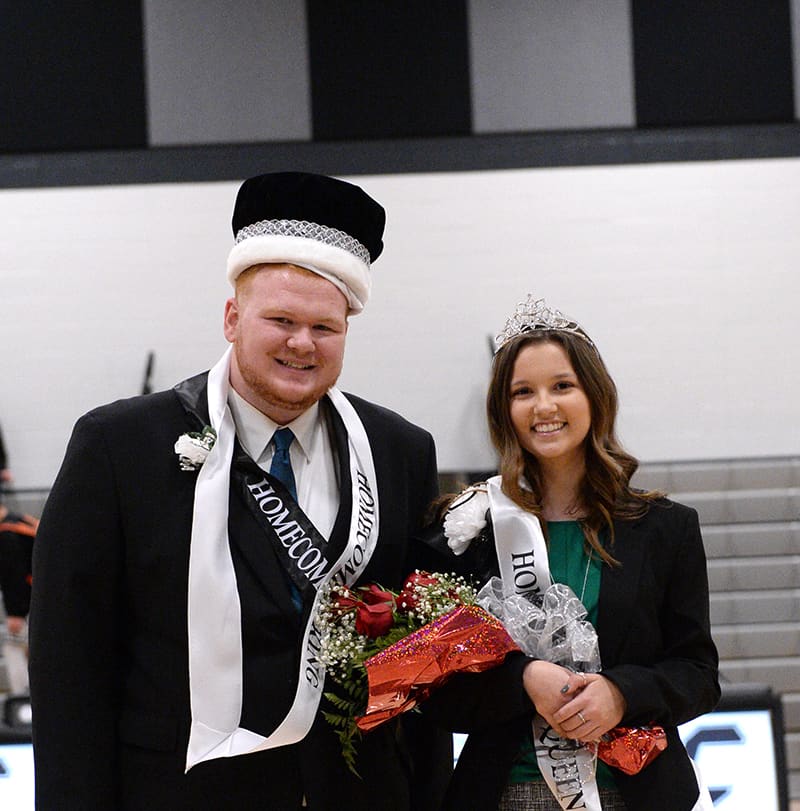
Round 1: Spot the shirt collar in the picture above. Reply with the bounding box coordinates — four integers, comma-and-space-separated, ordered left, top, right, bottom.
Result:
227, 387, 320, 463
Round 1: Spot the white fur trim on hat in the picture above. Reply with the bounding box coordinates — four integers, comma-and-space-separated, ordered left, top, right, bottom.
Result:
227, 233, 371, 314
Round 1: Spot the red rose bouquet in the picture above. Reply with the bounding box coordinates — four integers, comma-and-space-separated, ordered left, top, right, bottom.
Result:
316, 571, 519, 774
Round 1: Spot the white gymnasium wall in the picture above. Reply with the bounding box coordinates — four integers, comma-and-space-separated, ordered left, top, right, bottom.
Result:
1, 158, 798, 488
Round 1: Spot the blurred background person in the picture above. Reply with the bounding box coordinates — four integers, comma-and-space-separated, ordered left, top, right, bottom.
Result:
0, 492, 37, 696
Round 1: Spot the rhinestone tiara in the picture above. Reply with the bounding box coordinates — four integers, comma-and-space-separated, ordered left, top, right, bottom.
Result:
235, 218, 371, 267
494, 295, 594, 352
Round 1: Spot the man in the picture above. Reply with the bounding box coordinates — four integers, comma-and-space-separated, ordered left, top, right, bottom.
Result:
29, 172, 451, 809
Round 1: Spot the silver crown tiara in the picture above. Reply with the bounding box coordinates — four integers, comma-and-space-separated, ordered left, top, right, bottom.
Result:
235, 218, 371, 267
494, 295, 594, 352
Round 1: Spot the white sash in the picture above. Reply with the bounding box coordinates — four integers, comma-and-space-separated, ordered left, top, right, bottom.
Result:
487, 476, 602, 811
487, 477, 550, 599
185, 349, 380, 770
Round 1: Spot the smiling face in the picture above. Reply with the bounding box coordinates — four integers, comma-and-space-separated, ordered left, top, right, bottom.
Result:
223, 263, 349, 424
508, 340, 592, 473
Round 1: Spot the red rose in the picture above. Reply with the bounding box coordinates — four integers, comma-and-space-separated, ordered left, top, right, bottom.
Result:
355, 601, 395, 638
360, 584, 395, 607
397, 571, 440, 613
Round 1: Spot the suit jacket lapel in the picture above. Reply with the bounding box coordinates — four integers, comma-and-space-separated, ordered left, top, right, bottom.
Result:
321, 396, 353, 563
597, 518, 646, 667
173, 370, 211, 428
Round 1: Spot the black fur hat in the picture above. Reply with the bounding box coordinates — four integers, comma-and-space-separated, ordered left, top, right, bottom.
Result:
227, 172, 386, 313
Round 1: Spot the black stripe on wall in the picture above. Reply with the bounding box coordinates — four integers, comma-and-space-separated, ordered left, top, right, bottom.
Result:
3, 125, 800, 189
0, 1, 147, 153
307, 0, 472, 140
632, 0, 795, 127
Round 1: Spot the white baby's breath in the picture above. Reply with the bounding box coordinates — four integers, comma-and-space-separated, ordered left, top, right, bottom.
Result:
401, 571, 476, 625
316, 584, 368, 682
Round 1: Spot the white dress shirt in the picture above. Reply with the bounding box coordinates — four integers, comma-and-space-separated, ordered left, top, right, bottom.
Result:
227, 388, 339, 539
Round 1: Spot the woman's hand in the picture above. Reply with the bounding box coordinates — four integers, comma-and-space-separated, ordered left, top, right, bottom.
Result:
552, 673, 626, 742
522, 660, 578, 729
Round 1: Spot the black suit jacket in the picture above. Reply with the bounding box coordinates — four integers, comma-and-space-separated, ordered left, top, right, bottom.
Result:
29, 373, 450, 810
419, 499, 720, 811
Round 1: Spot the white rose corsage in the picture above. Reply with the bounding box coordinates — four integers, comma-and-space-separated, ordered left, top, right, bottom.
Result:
443, 486, 489, 556
174, 425, 217, 471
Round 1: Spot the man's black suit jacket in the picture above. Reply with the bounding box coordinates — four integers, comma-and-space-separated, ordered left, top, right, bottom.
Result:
29, 374, 451, 810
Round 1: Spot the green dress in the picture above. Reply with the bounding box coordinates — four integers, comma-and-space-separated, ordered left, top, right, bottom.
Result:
508, 520, 616, 788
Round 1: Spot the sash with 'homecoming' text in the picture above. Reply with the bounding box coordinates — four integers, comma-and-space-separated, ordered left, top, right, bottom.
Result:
487, 476, 602, 811
185, 348, 380, 770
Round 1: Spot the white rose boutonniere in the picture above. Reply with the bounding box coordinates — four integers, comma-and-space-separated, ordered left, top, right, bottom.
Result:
443, 486, 489, 556
174, 425, 217, 471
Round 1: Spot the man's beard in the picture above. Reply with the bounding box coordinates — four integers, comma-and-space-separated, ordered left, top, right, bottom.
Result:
235, 349, 339, 419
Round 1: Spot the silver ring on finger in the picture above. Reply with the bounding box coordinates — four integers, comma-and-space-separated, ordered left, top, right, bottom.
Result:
577, 711, 587, 725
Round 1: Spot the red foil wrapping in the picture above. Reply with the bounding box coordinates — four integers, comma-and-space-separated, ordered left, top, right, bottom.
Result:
355, 604, 520, 732
597, 726, 667, 775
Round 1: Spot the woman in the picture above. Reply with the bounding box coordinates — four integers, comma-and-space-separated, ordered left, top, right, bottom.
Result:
422, 296, 719, 811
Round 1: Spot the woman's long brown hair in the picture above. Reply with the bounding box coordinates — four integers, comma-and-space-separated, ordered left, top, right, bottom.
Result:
487, 331, 662, 565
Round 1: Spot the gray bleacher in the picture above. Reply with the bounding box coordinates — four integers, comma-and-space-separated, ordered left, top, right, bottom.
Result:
632, 456, 800, 803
